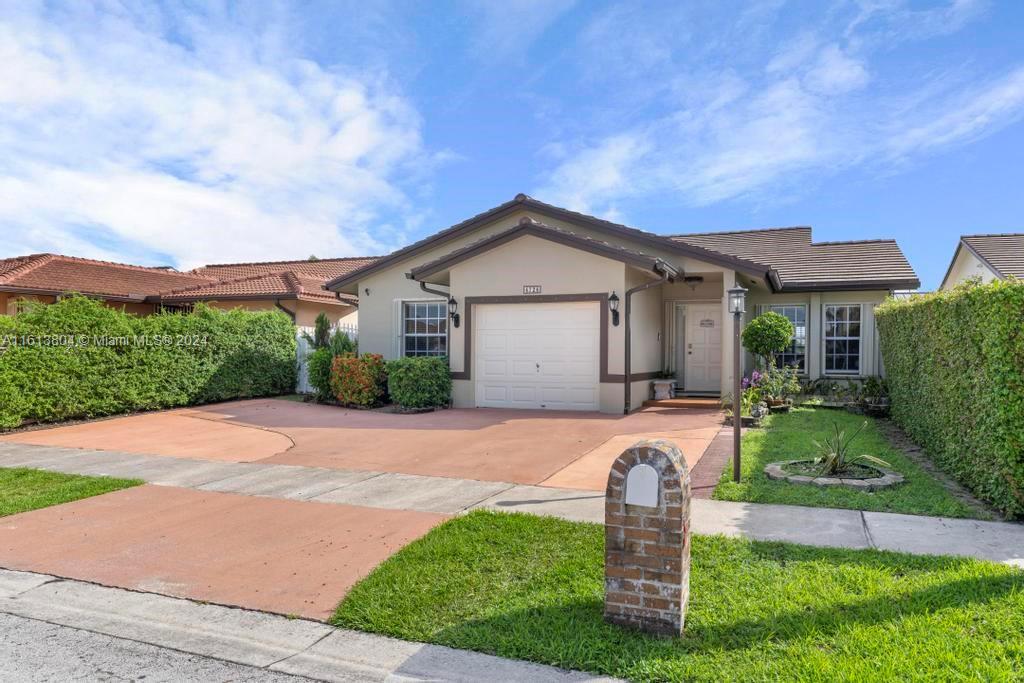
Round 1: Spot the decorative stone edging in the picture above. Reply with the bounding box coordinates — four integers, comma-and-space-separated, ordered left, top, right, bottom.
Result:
764, 461, 905, 491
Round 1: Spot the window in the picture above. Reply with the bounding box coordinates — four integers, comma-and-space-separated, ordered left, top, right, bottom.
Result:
824, 304, 861, 374
766, 304, 807, 372
403, 301, 447, 357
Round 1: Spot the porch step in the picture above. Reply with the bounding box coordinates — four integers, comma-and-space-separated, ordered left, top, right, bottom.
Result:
644, 397, 723, 409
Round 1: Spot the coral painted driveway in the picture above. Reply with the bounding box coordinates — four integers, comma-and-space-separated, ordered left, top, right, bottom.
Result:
2, 399, 724, 489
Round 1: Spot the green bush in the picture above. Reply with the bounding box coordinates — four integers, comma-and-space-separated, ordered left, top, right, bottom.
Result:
387, 357, 451, 409
742, 311, 794, 367
306, 347, 335, 401
876, 280, 1024, 518
0, 296, 296, 429
330, 353, 387, 407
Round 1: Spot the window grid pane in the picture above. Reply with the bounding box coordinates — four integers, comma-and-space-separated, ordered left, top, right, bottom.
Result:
403, 302, 448, 358
767, 304, 807, 372
824, 305, 861, 374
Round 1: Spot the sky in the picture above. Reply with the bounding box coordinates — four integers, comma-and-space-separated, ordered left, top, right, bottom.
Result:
1, 0, 1022, 290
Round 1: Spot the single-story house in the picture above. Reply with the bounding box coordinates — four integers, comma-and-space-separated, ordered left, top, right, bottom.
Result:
326, 194, 920, 414
0, 253, 375, 327
939, 233, 1024, 290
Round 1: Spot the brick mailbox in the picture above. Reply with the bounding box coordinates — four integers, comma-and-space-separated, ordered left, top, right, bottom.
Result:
604, 438, 692, 636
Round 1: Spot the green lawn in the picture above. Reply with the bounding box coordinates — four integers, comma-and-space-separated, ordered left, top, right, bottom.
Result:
0, 467, 141, 517
333, 511, 1024, 682
713, 407, 983, 518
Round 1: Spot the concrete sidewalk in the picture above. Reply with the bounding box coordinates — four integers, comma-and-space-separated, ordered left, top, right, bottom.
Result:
2, 441, 1023, 567
0, 568, 614, 682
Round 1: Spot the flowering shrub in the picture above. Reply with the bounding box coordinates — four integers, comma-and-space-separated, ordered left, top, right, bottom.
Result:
329, 353, 387, 407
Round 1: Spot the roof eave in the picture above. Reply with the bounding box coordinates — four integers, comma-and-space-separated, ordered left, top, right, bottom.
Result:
777, 278, 921, 293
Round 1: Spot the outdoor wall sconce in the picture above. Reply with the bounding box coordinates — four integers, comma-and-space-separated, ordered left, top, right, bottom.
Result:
609, 291, 620, 326
448, 296, 460, 328
364, 287, 370, 296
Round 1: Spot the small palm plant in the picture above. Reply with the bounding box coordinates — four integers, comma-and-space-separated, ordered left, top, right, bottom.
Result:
812, 421, 891, 476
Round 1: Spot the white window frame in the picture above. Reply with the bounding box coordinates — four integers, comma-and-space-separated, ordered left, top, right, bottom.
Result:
822, 303, 863, 375
763, 303, 808, 374
401, 299, 449, 358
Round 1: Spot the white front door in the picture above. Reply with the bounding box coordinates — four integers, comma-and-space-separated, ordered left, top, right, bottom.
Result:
684, 306, 722, 393
474, 302, 600, 410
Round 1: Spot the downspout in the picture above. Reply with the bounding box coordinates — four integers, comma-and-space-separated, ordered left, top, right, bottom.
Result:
274, 299, 296, 322
623, 263, 677, 414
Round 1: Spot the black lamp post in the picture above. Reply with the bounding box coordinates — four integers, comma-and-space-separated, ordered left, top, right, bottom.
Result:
728, 285, 747, 483
448, 297, 460, 328
609, 291, 620, 326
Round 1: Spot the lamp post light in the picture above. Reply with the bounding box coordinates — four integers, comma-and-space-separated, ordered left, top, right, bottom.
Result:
727, 285, 747, 483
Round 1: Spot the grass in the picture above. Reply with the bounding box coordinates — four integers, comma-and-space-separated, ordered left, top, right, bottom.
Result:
0, 467, 141, 517
713, 406, 983, 518
333, 510, 1024, 682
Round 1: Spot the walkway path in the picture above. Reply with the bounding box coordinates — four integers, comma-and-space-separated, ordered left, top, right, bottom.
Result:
2, 441, 1022, 566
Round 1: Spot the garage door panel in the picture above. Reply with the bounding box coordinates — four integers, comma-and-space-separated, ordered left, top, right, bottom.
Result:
474, 302, 600, 411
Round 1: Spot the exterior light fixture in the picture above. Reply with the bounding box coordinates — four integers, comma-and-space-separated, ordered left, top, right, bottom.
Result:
608, 291, 620, 326
448, 297, 460, 328
728, 284, 747, 482
728, 285, 747, 315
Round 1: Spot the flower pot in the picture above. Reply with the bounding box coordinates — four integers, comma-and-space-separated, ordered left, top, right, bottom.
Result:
651, 379, 676, 400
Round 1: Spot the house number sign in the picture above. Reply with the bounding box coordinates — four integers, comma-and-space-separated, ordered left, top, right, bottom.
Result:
523, 285, 542, 294
699, 319, 714, 328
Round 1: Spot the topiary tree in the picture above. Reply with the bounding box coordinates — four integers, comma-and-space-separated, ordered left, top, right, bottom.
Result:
741, 311, 794, 368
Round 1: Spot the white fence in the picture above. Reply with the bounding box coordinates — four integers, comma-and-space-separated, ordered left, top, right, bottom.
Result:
295, 323, 358, 394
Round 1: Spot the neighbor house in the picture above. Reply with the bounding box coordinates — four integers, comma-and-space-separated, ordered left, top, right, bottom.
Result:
0, 253, 375, 326
939, 233, 1024, 290
326, 194, 920, 414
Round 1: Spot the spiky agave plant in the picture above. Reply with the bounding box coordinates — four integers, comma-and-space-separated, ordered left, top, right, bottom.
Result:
812, 421, 891, 476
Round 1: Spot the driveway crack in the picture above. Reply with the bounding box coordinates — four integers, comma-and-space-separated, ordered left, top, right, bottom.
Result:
860, 511, 877, 549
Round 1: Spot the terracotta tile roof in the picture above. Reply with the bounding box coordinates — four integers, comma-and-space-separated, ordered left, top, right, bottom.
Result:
193, 256, 379, 281
158, 271, 353, 304
0, 253, 214, 301
672, 227, 920, 290
961, 233, 1024, 279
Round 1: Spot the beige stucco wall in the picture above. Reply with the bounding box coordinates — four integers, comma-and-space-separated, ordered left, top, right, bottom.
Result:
941, 246, 999, 290
104, 301, 158, 316
1, 293, 57, 315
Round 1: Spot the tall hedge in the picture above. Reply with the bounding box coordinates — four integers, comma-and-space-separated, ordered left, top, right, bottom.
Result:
876, 280, 1024, 518
0, 296, 296, 429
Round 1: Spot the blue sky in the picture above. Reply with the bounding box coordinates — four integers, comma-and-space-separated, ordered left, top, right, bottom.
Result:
1, 1, 1022, 289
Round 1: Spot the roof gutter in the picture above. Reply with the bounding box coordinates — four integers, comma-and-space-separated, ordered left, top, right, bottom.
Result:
623, 260, 678, 414
274, 299, 296, 322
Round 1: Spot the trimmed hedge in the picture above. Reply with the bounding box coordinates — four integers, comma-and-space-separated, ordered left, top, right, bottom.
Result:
876, 280, 1024, 518
0, 296, 297, 429
387, 357, 451, 409
330, 353, 387, 407
306, 347, 334, 401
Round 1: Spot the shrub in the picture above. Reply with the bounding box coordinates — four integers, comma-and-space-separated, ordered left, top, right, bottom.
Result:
330, 353, 387, 407
387, 357, 451, 409
306, 347, 335, 401
876, 280, 1024, 518
328, 328, 357, 356
0, 296, 296, 429
742, 312, 794, 367
304, 312, 332, 349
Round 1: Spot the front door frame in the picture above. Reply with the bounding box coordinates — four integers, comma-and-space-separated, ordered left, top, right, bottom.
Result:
664, 299, 723, 394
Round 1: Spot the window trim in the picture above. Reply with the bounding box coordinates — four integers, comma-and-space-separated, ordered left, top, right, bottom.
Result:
763, 303, 808, 375
822, 303, 863, 376
401, 298, 449, 358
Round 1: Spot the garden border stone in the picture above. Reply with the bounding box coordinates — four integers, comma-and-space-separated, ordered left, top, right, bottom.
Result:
764, 461, 904, 491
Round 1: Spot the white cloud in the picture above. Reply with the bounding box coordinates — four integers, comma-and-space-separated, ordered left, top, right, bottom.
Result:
462, 0, 577, 64
0, 3, 436, 268
534, 1, 1020, 219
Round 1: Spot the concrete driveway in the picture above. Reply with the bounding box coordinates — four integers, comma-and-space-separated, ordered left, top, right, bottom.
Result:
0, 399, 723, 619
2, 399, 723, 489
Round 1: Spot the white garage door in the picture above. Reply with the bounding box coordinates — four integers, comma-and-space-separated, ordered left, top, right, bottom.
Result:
474, 302, 600, 411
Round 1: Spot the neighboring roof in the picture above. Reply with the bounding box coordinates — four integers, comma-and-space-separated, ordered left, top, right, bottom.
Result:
408, 217, 679, 281
672, 227, 920, 291
193, 256, 379, 282
0, 253, 213, 301
327, 194, 776, 292
158, 271, 353, 304
959, 233, 1024, 280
